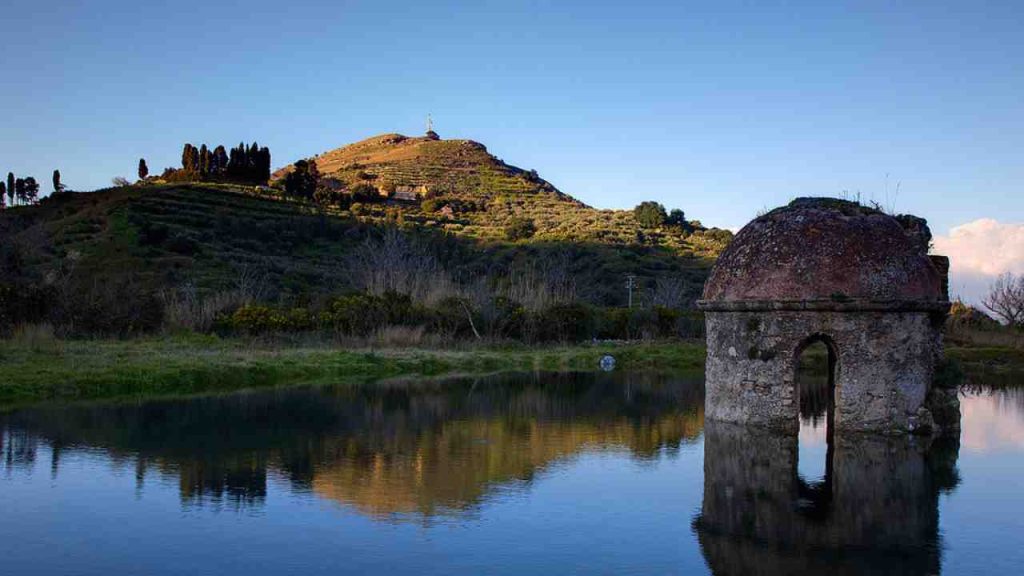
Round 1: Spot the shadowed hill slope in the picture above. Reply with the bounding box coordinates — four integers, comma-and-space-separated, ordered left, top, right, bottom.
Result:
1, 184, 719, 308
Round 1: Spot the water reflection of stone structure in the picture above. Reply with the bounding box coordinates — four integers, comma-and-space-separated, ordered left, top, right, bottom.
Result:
699, 198, 958, 435
694, 421, 960, 575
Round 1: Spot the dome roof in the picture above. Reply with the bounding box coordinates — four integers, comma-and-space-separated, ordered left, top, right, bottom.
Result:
702, 198, 944, 303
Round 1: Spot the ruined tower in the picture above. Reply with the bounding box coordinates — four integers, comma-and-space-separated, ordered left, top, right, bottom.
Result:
698, 198, 958, 435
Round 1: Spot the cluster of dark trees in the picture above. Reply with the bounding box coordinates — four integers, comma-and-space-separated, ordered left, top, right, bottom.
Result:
280, 159, 320, 199
279, 159, 394, 209
159, 142, 271, 185
1, 172, 43, 208
634, 201, 692, 232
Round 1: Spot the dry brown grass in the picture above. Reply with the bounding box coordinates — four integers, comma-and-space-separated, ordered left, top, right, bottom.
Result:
8, 323, 63, 354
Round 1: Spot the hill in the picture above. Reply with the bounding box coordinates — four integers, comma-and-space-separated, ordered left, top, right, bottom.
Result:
273, 132, 579, 204
0, 132, 731, 338
272, 132, 730, 249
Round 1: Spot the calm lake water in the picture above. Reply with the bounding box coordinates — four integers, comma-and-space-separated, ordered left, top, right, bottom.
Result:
2, 371, 1022, 575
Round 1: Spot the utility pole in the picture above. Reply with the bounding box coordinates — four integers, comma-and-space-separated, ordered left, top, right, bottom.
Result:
626, 274, 636, 308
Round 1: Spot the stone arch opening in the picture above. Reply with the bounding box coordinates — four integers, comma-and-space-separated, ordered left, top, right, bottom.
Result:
794, 334, 837, 519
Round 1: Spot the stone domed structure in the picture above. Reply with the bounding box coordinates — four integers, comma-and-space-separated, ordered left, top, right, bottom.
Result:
698, 198, 957, 435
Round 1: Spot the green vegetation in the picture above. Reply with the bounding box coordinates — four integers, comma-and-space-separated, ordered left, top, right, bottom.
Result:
1, 132, 735, 341
0, 335, 706, 406
504, 216, 536, 241
634, 201, 668, 228
2, 326, 1018, 408
0, 181, 723, 338
946, 346, 1024, 386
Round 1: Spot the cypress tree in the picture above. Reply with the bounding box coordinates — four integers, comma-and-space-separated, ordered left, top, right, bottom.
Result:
213, 146, 228, 177
52, 169, 62, 193
248, 142, 259, 181
227, 143, 244, 180
199, 144, 210, 179
0, 182, 6, 210
14, 178, 25, 205
138, 158, 149, 180
182, 144, 194, 172
258, 146, 271, 184
241, 143, 250, 181
189, 147, 199, 178
6, 173, 13, 206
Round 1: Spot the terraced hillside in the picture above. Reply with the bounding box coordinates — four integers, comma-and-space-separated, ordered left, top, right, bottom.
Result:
273, 132, 577, 203
274, 132, 731, 253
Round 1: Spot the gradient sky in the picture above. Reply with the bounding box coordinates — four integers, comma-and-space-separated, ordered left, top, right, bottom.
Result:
3, 0, 1023, 297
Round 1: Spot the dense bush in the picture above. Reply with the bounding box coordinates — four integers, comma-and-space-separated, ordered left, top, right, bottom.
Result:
531, 303, 595, 342
505, 217, 536, 241
350, 183, 379, 202
0, 283, 53, 336
421, 198, 442, 213
319, 292, 423, 336
634, 201, 667, 228
1, 277, 165, 338
313, 185, 350, 208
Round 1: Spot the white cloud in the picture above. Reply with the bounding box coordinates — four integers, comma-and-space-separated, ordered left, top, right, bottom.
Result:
932, 218, 1024, 305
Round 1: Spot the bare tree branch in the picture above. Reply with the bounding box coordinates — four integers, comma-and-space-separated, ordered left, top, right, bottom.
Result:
982, 272, 1024, 327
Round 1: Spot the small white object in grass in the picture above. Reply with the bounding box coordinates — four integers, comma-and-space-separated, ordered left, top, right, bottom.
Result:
599, 355, 616, 371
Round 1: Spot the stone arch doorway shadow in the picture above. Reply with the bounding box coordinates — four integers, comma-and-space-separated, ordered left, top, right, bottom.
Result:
794, 334, 838, 521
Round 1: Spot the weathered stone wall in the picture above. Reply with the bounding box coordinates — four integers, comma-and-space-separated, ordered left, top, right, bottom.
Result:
704, 308, 942, 434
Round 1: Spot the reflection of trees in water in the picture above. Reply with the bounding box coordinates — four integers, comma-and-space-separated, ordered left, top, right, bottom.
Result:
694, 421, 960, 576
0, 371, 704, 518
798, 375, 830, 425
985, 383, 1024, 414
2, 428, 39, 474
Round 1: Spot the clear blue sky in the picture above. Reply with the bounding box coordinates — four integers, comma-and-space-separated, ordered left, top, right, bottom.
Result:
3, 0, 1022, 233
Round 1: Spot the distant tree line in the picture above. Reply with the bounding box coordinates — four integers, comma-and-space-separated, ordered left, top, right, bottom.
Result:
1, 171, 42, 208
157, 142, 271, 185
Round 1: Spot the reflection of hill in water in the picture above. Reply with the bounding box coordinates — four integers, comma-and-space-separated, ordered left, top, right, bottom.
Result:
1, 372, 704, 518
694, 421, 960, 576
312, 414, 700, 518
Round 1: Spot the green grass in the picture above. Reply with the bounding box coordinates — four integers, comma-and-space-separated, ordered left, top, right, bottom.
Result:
4, 330, 1019, 409
0, 335, 705, 407
946, 346, 1024, 386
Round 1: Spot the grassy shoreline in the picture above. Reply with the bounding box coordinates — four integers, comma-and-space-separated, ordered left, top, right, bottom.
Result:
1, 334, 1019, 408
0, 335, 705, 407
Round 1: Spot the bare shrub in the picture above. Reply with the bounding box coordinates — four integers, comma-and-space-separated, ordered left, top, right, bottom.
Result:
348, 227, 455, 305
502, 253, 576, 311
982, 272, 1024, 328
162, 285, 248, 333
9, 323, 62, 353
372, 325, 427, 347
162, 264, 269, 332
649, 276, 690, 309
232, 263, 270, 302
